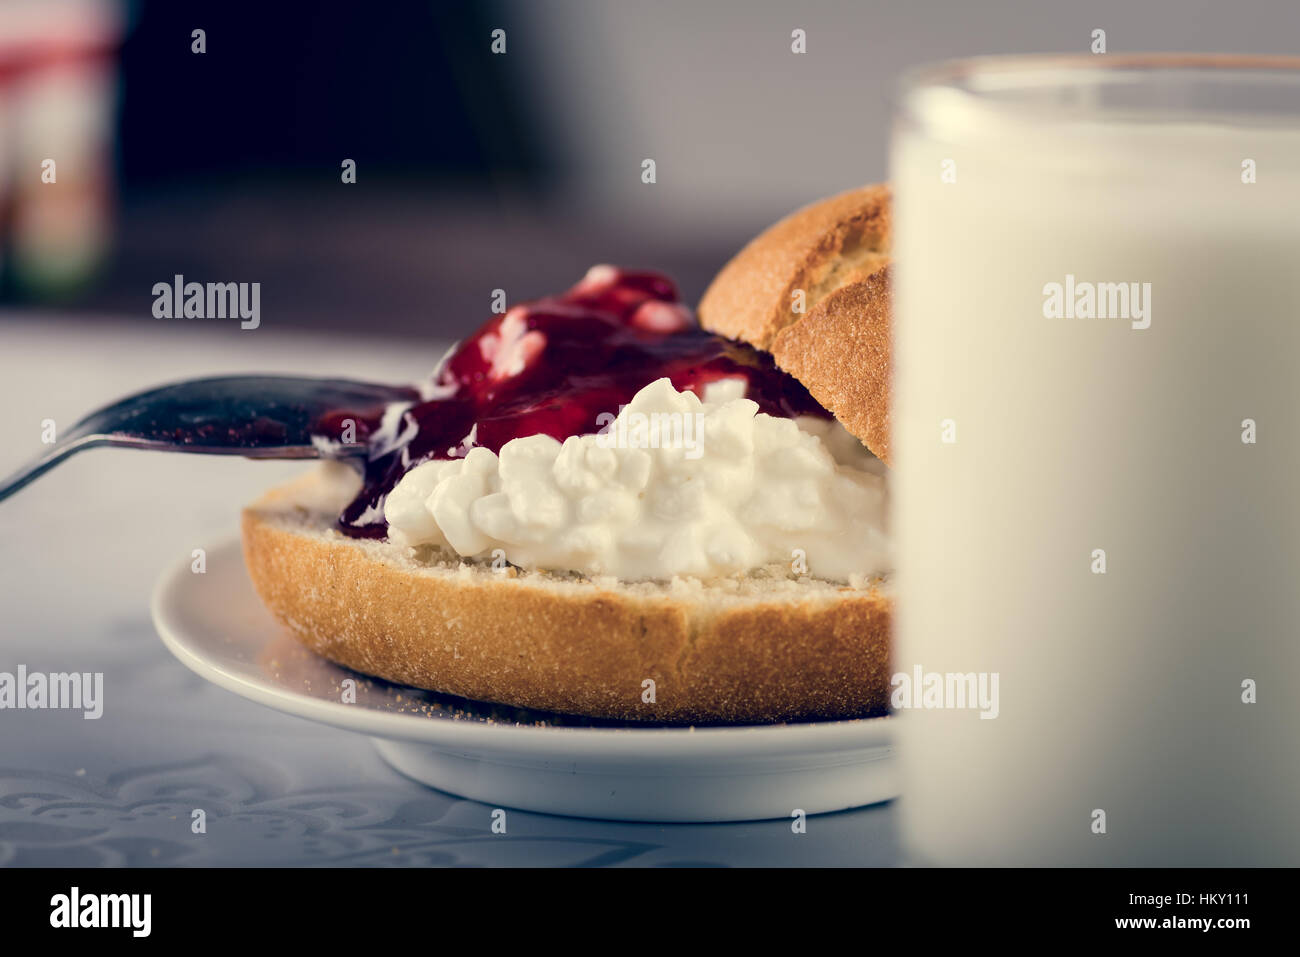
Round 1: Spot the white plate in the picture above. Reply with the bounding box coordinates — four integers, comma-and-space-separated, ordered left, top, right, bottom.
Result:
151, 538, 896, 822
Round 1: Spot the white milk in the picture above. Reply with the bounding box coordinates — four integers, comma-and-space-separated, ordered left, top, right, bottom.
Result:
891, 70, 1300, 864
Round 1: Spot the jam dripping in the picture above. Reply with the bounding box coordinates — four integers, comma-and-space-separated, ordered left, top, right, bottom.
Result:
318, 266, 831, 539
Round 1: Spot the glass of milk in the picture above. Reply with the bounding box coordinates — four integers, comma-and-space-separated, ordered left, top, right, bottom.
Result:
890, 55, 1300, 865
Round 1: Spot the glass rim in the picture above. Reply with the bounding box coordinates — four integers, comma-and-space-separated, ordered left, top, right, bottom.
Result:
901, 51, 1300, 91
897, 53, 1300, 136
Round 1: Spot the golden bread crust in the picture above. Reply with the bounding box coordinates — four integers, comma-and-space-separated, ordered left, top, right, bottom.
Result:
241, 473, 893, 724
697, 183, 891, 350
773, 265, 893, 465
697, 183, 894, 463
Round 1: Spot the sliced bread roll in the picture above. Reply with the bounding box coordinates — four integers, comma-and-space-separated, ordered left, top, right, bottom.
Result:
242, 189, 899, 725
698, 184, 894, 464
242, 468, 892, 724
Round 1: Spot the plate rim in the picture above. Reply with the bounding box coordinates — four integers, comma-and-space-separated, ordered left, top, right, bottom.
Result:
151, 536, 894, 758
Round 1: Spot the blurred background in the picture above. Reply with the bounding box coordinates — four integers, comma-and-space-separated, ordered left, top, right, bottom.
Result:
0, 0, 1295, 340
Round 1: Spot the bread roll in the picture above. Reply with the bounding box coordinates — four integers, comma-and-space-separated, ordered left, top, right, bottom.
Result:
242, 469, 892, 724
242, 187, 900, 724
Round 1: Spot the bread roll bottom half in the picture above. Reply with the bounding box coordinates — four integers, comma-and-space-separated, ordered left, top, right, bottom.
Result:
242, 470, 892, 724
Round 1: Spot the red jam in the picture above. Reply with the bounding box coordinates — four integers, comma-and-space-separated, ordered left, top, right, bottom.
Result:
325, 266, 831, 539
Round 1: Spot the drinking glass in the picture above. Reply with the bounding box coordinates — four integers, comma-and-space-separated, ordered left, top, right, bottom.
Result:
891, 54, 1300, 865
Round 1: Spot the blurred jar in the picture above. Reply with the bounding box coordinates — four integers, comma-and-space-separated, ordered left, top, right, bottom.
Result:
0, 0, 122, 297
